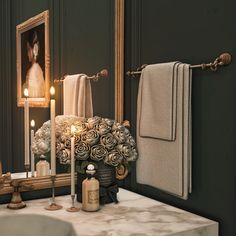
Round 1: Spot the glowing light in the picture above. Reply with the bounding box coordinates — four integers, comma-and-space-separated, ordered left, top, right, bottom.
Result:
30, 120, 35, 128
24, 88, 29, 97
50, 86, 55, 96
71, 125, 76, 135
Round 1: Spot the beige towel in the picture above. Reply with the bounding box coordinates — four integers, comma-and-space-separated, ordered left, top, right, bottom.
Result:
139, 62, 178, 141
63, 74, 93, 118
136, 63, 192, 199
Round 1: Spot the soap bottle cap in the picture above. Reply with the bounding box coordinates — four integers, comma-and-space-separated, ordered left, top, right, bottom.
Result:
39, 155, 46, 161
86, 164, 96, 176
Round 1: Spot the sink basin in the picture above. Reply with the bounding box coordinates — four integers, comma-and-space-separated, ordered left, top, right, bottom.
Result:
0, 214, 76, 236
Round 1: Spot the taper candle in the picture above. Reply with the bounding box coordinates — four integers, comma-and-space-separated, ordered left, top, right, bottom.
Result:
71, 125, 76, 195
30, 120, 35, 177
24, 88, 30, 167
50, 86, 56, 176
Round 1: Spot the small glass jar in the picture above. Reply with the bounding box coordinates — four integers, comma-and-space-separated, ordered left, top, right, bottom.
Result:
36, 155, 50, 177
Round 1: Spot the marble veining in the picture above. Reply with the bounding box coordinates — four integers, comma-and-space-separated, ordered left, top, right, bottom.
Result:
0, 188, 218, 236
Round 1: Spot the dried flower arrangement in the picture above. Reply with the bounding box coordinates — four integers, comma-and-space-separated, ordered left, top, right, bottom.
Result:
32, 115, 138, 175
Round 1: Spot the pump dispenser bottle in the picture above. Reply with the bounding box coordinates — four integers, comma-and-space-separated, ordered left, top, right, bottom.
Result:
82, 164, 100, 211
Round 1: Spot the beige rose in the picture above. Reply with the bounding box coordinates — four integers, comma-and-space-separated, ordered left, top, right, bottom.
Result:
100, 133, 117, 150
87, 116, 101, 129
57, 148, 71, 165
104, 150, 123, 166
90, 144, 108, 161
98, 122, 111, 135
81, 130, 99, 146
75, 141, 90, 160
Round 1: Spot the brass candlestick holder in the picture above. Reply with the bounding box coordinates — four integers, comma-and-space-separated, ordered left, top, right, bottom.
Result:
45, 175, 63, 211
66, 194, 80, 212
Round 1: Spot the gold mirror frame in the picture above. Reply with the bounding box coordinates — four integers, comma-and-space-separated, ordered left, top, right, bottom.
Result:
115, 0, 124, 123
0, 0, 124, 196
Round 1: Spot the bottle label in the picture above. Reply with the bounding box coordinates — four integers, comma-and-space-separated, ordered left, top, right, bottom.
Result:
88, 189, 99, 204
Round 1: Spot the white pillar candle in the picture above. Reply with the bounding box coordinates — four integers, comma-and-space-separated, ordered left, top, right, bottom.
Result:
71, 137, 75, 195
30, 120, 35, 177
50, 86, 56, 176
24, 88, 30, 166
71, 125, 76, 196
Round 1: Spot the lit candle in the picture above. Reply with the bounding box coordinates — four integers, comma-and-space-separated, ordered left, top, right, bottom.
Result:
71, 125, 76, 196
24, 88, 30, 167
30, 120, 35, 177
50, 86, 56, 176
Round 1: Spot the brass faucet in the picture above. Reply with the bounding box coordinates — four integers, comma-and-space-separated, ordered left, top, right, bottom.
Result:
7, 179, 33, 209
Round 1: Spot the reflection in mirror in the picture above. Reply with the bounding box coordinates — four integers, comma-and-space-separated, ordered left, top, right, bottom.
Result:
0, 0, 124, 195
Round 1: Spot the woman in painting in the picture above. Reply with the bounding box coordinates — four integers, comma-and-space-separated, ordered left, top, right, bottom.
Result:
25, 30, 45, 98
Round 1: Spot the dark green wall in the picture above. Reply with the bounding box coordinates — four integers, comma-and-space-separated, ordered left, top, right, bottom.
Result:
1, 0, 236, 235
0, 0, 114, 173
123, 0, 236, 235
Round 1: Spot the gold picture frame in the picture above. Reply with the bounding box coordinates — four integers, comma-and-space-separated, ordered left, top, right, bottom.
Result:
16, 10, 50, 107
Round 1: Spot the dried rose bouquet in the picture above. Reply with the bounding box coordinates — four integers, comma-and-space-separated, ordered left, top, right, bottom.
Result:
32, 115, 138, 174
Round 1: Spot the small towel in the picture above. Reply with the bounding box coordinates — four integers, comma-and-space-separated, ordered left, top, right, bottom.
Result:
136, 62, 192, 199
63, 74, 93, 118
139, 62, 178, 141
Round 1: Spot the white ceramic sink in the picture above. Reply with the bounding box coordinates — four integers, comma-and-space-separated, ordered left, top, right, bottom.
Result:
0, 214, 76, 236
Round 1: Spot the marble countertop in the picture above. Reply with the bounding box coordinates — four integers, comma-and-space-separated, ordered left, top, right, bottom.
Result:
0, 188, 218, 236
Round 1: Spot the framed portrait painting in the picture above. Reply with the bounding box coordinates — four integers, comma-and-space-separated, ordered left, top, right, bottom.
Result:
16, 10, 49, 107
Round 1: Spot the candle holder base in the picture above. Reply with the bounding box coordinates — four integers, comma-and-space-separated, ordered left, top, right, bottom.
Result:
66, 206, 80, 212
45, 202, 63, 211
66, 194, 79, 212
24, 164, 30, 178
7, 199, 26, 210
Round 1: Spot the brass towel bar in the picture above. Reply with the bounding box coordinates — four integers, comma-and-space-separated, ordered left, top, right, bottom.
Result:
126, 52, 232, 78
54, 69, 109, 84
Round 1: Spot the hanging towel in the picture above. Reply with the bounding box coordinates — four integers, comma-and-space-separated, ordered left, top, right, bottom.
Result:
63, 74, 93, 118
136, 63, 192, 199
139, 62, 178, 141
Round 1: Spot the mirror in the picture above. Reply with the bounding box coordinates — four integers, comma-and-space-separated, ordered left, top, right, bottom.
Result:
0, 0, 124, 195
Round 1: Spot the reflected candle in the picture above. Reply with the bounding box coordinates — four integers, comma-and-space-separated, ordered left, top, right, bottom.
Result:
50, 86, 56, 176
71, 125, 76, 196
24, 88, 30, 167
30, 120, 35, 177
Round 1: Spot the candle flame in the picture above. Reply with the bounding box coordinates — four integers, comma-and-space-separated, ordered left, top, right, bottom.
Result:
50, 86, 55, 96
31, 120, 35, 128
24, 88, 29, 97
71, 125, 76, 135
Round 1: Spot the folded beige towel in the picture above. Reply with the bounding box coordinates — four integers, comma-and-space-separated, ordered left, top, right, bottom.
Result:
139, 62, 178, 141
136, 63, 192, 199
63, 74, 93, 118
